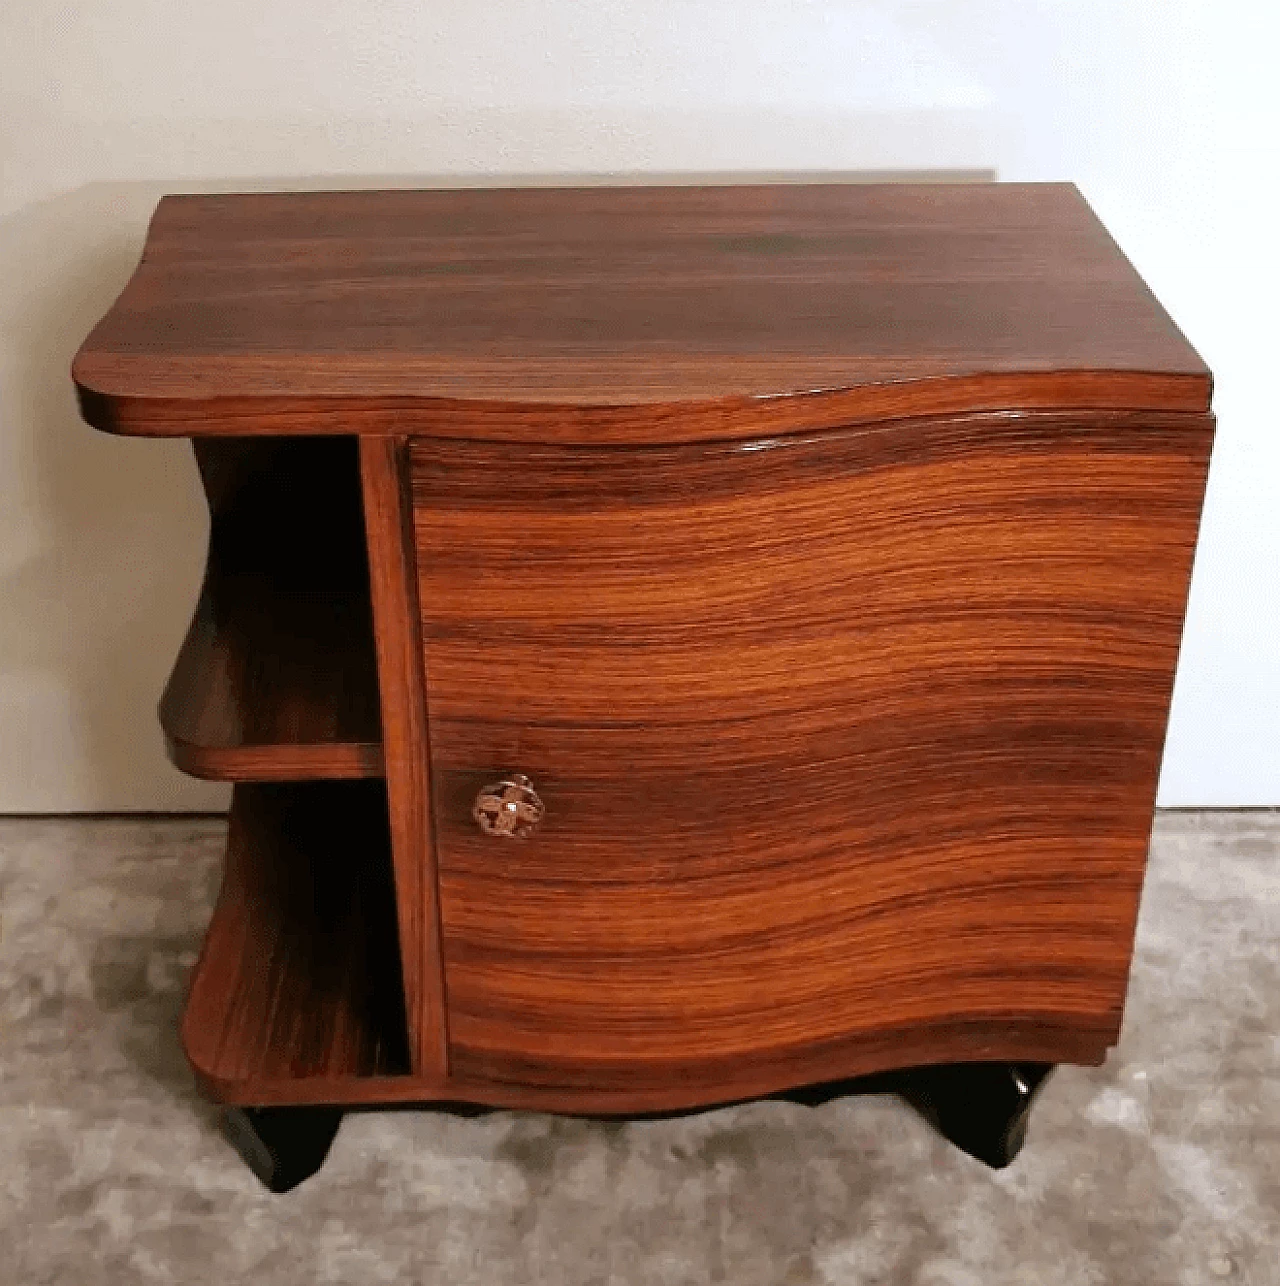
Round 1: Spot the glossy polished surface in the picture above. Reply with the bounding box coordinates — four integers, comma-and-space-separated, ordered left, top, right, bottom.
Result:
160, 438, 384, 780
73, 184, 1209, 441
71, 183, 1216, 1150
412, 409, 1213, 1090
182, 781, 412, 1098
360, 435, 448, 1079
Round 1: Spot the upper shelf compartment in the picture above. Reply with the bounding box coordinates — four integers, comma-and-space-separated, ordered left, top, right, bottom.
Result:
72, 184, 1210, 444
160, 437, 384, 782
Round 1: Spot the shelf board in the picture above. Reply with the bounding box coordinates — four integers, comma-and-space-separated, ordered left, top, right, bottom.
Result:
182, 781, 412, 1098
160, 564, 384, 780
160, 436, 384, 782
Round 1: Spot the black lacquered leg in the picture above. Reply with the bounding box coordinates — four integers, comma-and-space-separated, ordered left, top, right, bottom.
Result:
221, 1105, 344, 1193
897, 1062, 1055, 1168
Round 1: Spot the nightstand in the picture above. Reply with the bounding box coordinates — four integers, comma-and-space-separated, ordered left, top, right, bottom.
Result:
74, 183, 1213, 1190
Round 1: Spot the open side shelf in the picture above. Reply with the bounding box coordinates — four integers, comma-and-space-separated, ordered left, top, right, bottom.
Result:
182, 780, 412, 1101
160, 437, 384, 782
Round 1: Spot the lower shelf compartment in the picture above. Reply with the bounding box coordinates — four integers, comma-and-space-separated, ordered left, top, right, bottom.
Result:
182, 781, 412, 1097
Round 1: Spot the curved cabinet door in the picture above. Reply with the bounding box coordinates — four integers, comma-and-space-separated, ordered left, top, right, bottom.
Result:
410, 411, 1212, 1094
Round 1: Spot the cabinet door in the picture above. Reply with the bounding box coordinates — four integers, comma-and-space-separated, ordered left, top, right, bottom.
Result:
410, 412, 1211, 1093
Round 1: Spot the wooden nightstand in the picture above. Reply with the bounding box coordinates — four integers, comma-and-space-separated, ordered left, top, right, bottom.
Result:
74, 183, 1213, 1190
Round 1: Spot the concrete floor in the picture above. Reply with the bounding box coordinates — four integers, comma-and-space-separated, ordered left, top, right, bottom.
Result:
1, 811, 1277, 1284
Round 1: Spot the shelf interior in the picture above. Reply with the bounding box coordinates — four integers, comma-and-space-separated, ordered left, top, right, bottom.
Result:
183, 779, 412, 1094
160, 436, 384, 781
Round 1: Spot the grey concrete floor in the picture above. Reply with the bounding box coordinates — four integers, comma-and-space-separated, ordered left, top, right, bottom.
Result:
1, 811, 1277, 1284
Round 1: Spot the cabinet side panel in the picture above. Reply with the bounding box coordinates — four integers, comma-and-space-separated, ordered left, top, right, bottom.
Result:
360, 435, 448, 1076
414, 411, 1214, 1090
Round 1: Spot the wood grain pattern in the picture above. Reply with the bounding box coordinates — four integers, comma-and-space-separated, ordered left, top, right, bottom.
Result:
198, 1024, 1099, 1111
182, 781, 412, 1101
160, 437, 384, 780
73, 184, 1209, 442
411, 409, 1214, 1090
78, 183, 1216, 1125
360, 436, 448, 1078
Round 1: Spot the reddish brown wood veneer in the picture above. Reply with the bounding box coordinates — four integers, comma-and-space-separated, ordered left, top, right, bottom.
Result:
182, 781, 411, 1099
75, 184, 1215, 1145
160, 437, 384, 781
412, 409, 1212, 1091
359, 436, 448, 1078
73, 184, 1209, 443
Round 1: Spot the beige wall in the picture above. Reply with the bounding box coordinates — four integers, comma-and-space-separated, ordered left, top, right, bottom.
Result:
1, 2, 1275, 809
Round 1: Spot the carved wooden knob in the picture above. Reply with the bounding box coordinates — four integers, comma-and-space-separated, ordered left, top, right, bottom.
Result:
473, 774, 545, 838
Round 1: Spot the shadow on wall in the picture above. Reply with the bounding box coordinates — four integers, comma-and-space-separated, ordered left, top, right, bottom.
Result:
0, 167, 994, 812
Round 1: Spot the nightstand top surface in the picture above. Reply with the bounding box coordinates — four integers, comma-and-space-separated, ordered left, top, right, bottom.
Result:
74, 183, 1210, 441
